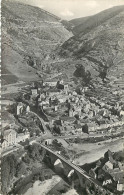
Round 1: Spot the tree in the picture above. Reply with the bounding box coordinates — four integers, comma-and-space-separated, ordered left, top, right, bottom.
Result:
74, 64, 92, 86
46, 66, 51, 74
82, 124, 89, 134
26, 56, 34, 67
97, 53, 115, 82
52, 139, 62, 149
1, 154, 18, 193
74, 64, 85, 78
15, 93, 23, 102
74, 114, 79, 120
22, 155, 30, 164
52, 125, 61, 135
99, 68, 107, 82
75, 86, 82, 95
85, 70, 92, 83
26, 144, 44, 161
35, 128, 40, 136
16, 162, 27, 177
75, 137, 81, 143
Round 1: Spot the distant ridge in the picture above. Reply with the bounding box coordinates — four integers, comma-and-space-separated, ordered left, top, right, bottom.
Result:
70, 16, 91, 27
70, 5, 124, 35
5, 0, 61, 20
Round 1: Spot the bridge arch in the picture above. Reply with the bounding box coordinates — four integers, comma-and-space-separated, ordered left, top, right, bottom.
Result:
54, 159, 64, 173
67, 169, 76, 186
54, 159, 64, 167
67, 169, 75, 178
66, 169, 81, 189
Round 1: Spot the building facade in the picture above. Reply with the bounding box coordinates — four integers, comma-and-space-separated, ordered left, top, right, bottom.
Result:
2, 129, 17, 149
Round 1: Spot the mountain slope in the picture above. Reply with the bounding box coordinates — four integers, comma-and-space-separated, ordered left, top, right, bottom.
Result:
70, 16, 91, 28
58, 6, 124, 100
1, 0, 73, 84
60, 7, 124, 72
70, 6, 124, 35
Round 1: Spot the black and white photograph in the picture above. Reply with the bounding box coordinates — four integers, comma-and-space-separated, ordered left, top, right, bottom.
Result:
1, 0, 124, 194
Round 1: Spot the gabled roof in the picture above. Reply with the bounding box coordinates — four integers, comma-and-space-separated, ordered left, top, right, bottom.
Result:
111, 171, 124, 183
45, 79, 57, 82
60, 116, 75, 122
104, 150, 115, 164
31, 88, 37, 91
74, 124, 82, 129
97, 168, 114, 182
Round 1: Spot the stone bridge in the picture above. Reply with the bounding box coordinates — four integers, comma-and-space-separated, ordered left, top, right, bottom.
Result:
39, 143, 111, 195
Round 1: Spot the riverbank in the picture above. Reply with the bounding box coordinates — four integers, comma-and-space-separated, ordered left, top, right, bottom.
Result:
72, 138, 124, 165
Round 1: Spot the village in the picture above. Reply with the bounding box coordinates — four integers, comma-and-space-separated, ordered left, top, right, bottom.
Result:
83, 149, 124, 193
1, 78, 124, 149
1, 0, 124, 194
1, 78, 124, 194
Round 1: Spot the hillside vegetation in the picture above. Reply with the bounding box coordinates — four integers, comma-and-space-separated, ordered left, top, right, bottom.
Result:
1, 0, 73, 83
59, 6, 124, 96
70, 16, 91, 29
2, 1, 124, 98
70, 6, 124, 35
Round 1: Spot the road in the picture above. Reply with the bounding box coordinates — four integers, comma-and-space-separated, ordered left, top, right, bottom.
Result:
2, 144, 23, 157
30, 111, 52, 138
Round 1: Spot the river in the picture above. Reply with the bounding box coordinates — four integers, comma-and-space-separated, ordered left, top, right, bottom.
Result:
72, 138, 124, 165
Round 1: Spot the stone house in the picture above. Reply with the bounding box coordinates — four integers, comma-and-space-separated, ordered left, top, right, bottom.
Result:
102, 150, 115, 171
104, 161, 114, 170
73, 106, 82, 116
74, 124, 82, 134
59, 97, 67, 103
16, 130, 30, 143
17, 102, 24, 115
63, 124, 75, 132
97, 169, 115, 189
60, 116, 75, 126
31, 89, 38, 95
120, 110, 124, 116
26, 105, 30, 112
69, 108, 74, 117
87, 122, 98, 134
54, 105, 59, 111
117, 180, 124, 192
2, 129, 17, 149
72, 91, 77, 96
43, 81, 57, 87
59, 79, 64, 84
64, 84, 69, 94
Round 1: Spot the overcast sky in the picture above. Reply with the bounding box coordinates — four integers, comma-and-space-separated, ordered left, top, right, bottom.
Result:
12, 0, 124, 20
